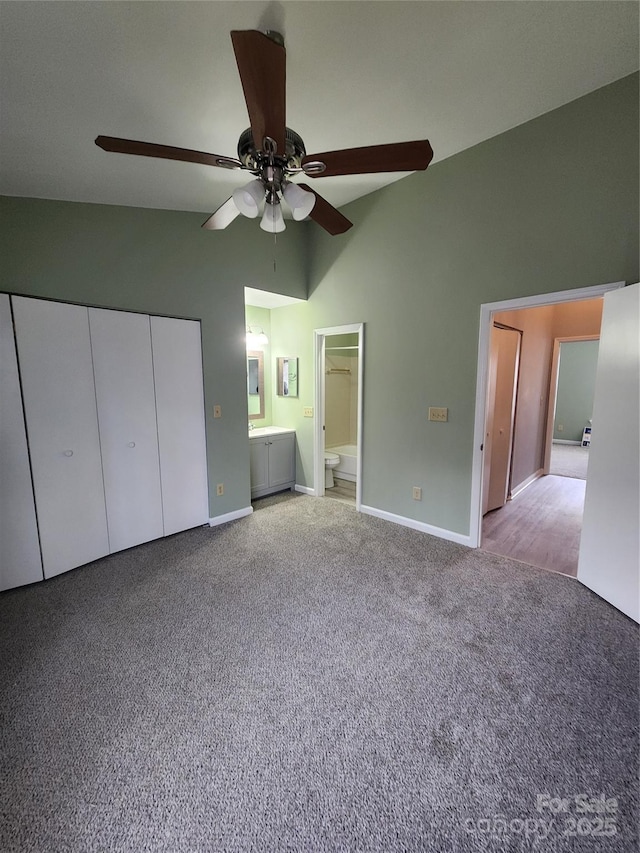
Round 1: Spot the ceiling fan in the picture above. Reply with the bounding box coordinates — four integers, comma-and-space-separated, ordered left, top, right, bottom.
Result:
96, 29, 434, 236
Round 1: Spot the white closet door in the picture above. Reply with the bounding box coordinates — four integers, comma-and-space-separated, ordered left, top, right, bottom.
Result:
12, 296, 109, 578
151, 316, 208, 534
0, 294, 43, 590
89, 308, 164, 553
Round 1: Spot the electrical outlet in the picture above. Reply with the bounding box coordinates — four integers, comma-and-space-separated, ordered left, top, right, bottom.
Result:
557, 423, 564, 432
412, 486, 422, 501
303, 406, 314, 418
428, 407, 448, 422
213, 405, 222, 418
216, 483, 224, 496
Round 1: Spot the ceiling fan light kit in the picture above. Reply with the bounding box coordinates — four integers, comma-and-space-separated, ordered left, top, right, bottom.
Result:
232, 179, 264, 218
260, 196, 286, 233
95, 29, 434, 236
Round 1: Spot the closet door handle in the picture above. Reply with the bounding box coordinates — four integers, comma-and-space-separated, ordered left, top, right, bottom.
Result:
63, 450, 74, 457
127, 442, 136, 448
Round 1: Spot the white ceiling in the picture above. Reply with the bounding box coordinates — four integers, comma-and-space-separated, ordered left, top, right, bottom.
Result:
1, 1, 637, 218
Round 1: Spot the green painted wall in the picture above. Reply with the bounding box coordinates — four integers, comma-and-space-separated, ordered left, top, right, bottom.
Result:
0, 197, 307, 518
1, 74, 637, 533
271, 73, 639, 535
554, 340, 600, 442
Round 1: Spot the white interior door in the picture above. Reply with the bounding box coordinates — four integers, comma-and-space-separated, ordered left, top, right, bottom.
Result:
151, 316, 208, 534
12, 296, 109, 577
577, 283, 639, 622
89, 308, 164, 553
0, 294, 43, 590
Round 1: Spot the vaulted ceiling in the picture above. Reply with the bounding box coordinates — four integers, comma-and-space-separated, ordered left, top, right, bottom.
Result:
1, 1, 637, 218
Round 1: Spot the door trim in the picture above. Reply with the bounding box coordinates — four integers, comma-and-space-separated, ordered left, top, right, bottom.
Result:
469, 281, 625, 548
313, 323, 364, 509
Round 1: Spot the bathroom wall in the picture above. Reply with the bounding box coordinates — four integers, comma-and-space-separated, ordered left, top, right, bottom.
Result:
245, 305, 272, 428
325, 333, 359, 447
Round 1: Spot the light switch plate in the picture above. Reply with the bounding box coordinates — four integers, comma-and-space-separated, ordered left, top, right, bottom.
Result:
428, 407, 448, 422
303, 407, 314, 418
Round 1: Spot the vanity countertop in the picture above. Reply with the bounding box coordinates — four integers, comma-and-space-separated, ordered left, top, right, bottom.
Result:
249, 426, 295, 438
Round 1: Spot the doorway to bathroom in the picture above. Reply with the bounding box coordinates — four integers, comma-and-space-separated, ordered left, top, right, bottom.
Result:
313, 324, 364, 509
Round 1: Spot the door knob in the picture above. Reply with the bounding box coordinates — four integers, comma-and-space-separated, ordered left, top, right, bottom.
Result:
63, 450, 73, 457
127, 442, 136, 448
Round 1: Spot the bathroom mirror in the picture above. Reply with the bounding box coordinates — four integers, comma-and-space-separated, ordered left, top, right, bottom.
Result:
247, 350, 264, 419
277, 357, 298, 397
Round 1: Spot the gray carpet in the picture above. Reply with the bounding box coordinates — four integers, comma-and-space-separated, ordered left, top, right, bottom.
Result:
1, 493, 637, 852
550, 443, 590, 479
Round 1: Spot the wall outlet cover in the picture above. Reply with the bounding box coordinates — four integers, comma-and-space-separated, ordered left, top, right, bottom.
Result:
428, 407, 448, 422
216, 483, 224, 496
412, 486, 422, 501
213, 405, 222, 418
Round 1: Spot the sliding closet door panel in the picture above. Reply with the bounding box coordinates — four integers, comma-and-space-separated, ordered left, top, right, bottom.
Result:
89, 308, 163, 553
12, 297, 109, 578
151, 316, 208, 534
0, 294, 43, 590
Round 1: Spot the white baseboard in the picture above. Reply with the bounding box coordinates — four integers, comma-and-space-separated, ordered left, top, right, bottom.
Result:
295, 484, 316, 496
360, 504, 472, 547
510, 468, 543, 499
209, 506, 253, 527
553, 439, 582, 445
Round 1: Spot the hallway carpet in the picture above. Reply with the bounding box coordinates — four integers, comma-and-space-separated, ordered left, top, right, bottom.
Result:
1, 493, 637, 852
550, 443, 590, 479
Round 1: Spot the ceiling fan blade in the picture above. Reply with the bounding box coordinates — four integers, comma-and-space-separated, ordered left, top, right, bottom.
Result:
231, 30, 286, 155
298, 184, 353, 236
95, 136, 243, 170
201, 197, 240, 230
302, 140, 434, 178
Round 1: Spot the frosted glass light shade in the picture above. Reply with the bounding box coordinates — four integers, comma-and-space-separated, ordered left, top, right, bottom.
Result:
283, 182, 316, 220
232, 180, 264, 218
260, 200, 286, 233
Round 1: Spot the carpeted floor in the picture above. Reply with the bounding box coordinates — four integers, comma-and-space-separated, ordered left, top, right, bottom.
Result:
1, 493, 637, 852
549, 443, 590, 479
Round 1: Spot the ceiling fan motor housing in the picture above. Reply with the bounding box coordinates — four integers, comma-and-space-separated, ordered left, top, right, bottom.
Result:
237, 127, 307, 172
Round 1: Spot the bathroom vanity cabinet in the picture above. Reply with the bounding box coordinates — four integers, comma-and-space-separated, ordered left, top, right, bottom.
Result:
249, 428, 296, 499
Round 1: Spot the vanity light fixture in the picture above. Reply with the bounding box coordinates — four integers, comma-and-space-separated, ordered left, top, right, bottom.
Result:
246, 326, 269, 347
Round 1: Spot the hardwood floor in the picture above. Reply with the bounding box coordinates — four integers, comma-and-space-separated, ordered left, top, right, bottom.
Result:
481, 474, 586, 577
324, 477, 356, 504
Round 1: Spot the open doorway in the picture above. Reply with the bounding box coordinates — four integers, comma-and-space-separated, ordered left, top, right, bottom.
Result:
470, 282, 623, 576
313, 323, 364, 509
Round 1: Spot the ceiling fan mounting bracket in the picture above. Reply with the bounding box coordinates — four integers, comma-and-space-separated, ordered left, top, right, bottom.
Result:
264, 30, 285, 47
237, 126, 308, 172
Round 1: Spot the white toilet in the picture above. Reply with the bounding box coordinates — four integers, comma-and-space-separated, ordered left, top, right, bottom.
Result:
324, 452, 340, 488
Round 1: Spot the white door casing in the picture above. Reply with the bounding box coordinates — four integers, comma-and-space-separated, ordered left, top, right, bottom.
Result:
471, 281, 624, 549
313, 323, 364, 508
